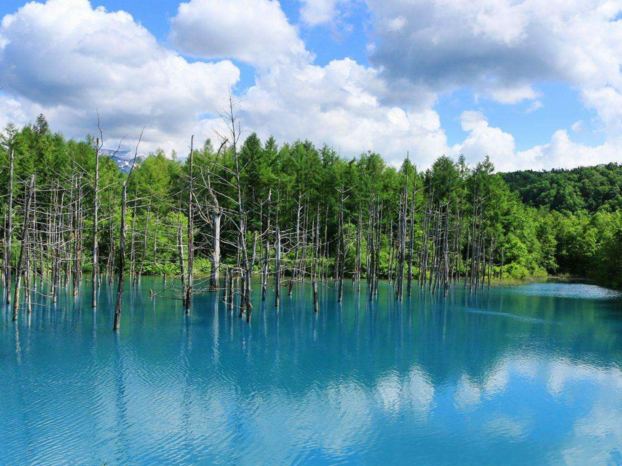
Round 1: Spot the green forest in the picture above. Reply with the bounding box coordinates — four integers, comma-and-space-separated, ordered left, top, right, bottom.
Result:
501, 164, 622, 213
2, 114, 622, 304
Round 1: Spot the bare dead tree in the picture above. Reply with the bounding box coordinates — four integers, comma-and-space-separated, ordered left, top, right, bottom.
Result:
4, 146, 14, 304
185, 136, 195, 314
113, 128, 145, 332
92, 136, 101, 308
12, 174, 35, 321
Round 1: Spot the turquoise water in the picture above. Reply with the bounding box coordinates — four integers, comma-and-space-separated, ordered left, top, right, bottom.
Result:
2, 280, 622, 465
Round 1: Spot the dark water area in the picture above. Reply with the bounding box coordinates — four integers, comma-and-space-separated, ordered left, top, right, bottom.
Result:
1, 279, 622, 465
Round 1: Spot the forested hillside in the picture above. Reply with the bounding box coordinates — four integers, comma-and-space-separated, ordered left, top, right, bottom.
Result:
500, 164, 622, 287
2, 115, 622, 305
500, 164, 622, 213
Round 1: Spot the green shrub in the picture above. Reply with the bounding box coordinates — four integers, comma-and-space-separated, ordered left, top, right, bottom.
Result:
194, 258, 211, 275
505, 263, 530, 280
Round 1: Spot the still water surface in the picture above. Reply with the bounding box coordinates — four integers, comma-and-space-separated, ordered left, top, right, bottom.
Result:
1, 280, 622, 465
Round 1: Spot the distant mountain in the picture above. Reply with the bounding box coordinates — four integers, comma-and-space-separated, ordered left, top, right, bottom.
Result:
100, 149, 143, 173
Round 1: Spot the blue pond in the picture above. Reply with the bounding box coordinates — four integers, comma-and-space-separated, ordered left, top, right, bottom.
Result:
1, 280, 622, 465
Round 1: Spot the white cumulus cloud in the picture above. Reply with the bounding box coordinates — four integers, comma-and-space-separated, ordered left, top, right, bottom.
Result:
0, 0, 240, 151
238, 58, 449, 166
168, 0, 449, 165
300, 0, 347, 26
451, 111, 516, 170
366, 0, 622, 119
170, 0, 309, 67
451, 110, 622, 171
2, 0, 622, 172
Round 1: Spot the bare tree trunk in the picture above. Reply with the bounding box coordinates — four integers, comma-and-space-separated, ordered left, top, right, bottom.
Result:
261, 190, 272, 301
374, 202, 382, 297
129, 194, 137, 286
113, 130, 143, 332
206, 168, 222, 292
288, 194, 302, 297
5, 148, 14, 305
488, 235, 494, 289
367, 198, 376, 301
355, 206, 362, 292
313, 208, 320, 312
12, 174, 35, 321
244, 231, 258, 322
177, 217, 187, 308
92, 138, 100, 308
76, 175, 84, 297
275, 227, 281, 308
227, 268, 234, 312
223, 267, 229, 302
25, 243, 32, 315
113, 183, 128, 331
337, 191, 345, 303
185, 136, 194, 313
407, 176, 417, 297
395, 155, 409, 300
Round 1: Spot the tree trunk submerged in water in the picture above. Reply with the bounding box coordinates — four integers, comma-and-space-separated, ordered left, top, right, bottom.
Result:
185, 136, 194, 314
112, 183, 128, 332
5, 147, 14, 305
92, 138, 100, 309
113, 129, 143, 332
12, 175, 35, 321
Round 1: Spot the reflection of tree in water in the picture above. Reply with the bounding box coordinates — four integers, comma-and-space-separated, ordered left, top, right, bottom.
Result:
2, 278, 622, 464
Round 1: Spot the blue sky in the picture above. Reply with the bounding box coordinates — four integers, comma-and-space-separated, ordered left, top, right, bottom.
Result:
0, 0, 621, 170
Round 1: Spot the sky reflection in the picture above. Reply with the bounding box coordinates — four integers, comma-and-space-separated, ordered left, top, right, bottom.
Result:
1, 280, 622, 465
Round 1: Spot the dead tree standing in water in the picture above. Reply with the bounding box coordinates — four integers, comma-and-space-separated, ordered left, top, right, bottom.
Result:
113, 129, 144, 332
185, 136, 195, 314
4, 146, 15, 305
261, 189, 272, 301
12, 174, 35, 321
92, 137, 101, 308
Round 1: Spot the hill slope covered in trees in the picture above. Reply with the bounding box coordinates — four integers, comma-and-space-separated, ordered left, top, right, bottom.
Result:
500, 164, 622, 214
500, 164, 622, 286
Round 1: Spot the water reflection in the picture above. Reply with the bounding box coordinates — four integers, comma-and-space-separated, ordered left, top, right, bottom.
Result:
1, 280, 622, 465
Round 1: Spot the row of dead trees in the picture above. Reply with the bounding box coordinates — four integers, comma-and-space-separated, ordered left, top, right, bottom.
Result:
1, 102, 504, 330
